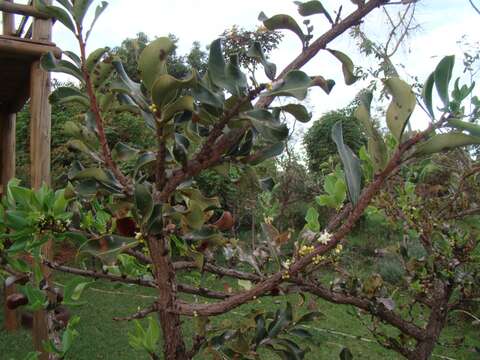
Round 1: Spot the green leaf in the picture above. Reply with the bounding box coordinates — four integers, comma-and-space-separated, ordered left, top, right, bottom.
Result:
72, 168, 121, 189
242, 109, 289, 142
192, 82, 224, 108
145, 317, 160, 353
112, 142, 138, 162
34, 0, 76, 33
277, 104, 311, 123
40, 52, 84, 83
247, 41, 277, 80
86, 1, 108, 40
138, 37, 175, 91
448, 118, 480, 137
208, 38, 227, 90
415, 133, 480, 156
262, 70, 312, 100
249, 142, 285, 165
434, 55, 455, 108
63, 277, 91, 304
305, 207, 320, 232
422, 72, 435, 118
238, 279, 253, 291
173, 133, 189, 166
225, 54, 248, 96
85, 47, 109, 73
354, 90, 387, 171
134, 183, 154, 224
327, 49, 358, 85
331, 122, 362, 205
259, 12, 305, 45
384, 78, 416, 142
254, 315, 267, 345
151, 72, 197, 108
50, 86, 86, 103
294, 0, 333, 23
162, 96, 195, 122
72, 0, 94, 24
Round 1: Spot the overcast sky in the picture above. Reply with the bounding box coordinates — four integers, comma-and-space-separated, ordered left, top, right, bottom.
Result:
10, 1, 480, 135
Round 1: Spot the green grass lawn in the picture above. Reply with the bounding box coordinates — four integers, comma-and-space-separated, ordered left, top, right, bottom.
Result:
1, 271, 479, 360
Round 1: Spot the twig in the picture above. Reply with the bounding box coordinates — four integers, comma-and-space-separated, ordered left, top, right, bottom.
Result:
113, 303, 158, 321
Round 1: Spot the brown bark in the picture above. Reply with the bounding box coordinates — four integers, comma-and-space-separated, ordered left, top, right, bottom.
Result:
147, 235, 188, 360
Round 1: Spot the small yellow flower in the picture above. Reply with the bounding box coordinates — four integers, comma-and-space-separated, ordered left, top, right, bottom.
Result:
335, 244, 343, 254
193, 311, 198, 317
299, 245, 315, 257
266, 83, 273, 91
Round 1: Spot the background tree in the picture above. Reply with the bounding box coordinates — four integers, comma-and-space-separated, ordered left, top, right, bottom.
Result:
304, 109, 367, 174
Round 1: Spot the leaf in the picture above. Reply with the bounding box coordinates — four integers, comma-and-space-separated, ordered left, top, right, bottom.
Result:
152, 71, 197, 109
384, 78, 416, 142
63, 277, 91, 304
254, 315, 267, 345
34, 0, 76, 33
145, 317, 160, 353
310, 76, 335, 94
85, 47, 109, 73
162, 96, 195, 122
247, 41, 277, 80
415, 133, 480, 156
331, 122, 362, 205
277, 104, 312, 123
192, 82, 224, 108
422, 72, 435, 118
327, 49, 358, 85
86, 1, 108, 40
434, 55, 455, 108
448, 118, 480, 137
242, 109, 289, 142
225, 54, 248, 96
305, 207, 320, 232
263, 71, 312, 100
134, 183, 154, 224
40, 52, 84, 83
172, 133, 189, 166
259, 12, 305, 45
294, 0, 333, 23
72, 0, 94, 24
112, 142, 138, 162
138, 37, 175, 91
354, 90, 388, 171
50, 86, 86, 103
72, 168, 121, 189
249, 142, 285, 165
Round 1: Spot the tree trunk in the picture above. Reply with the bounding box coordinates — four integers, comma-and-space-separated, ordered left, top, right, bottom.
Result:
148, 235, 188, 360
408, 282, 451, 360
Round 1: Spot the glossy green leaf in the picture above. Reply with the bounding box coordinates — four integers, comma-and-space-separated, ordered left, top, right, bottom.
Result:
434, 55, 455, 108
339, 347, 353, 360
331, 122, 362, 205
259, 12, 305, 45
138, 37, 175, 91
384, 78, 416, 142
85, 47, 109, 73
173, 133, 189, 166
225, 54, 248, 96
294, 0, 333, 23
327, 49, 357, 85
415, 133, 480, 156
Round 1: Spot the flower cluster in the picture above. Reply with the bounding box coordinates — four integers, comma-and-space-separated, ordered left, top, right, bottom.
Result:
148, 104, 158, 113
135, 232, 145, 244
299, 244, 315, 257
282, 258, 292, 279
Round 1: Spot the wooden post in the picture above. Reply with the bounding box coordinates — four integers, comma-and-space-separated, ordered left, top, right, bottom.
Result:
30, 2, 53, 358
2, 0, 19, 333
1, 112, 17, 332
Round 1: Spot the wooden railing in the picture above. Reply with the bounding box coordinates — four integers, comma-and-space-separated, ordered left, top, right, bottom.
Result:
0, 0, 51, 38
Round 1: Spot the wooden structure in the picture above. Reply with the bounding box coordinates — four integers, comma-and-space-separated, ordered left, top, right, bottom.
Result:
1, 1, 60, 358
